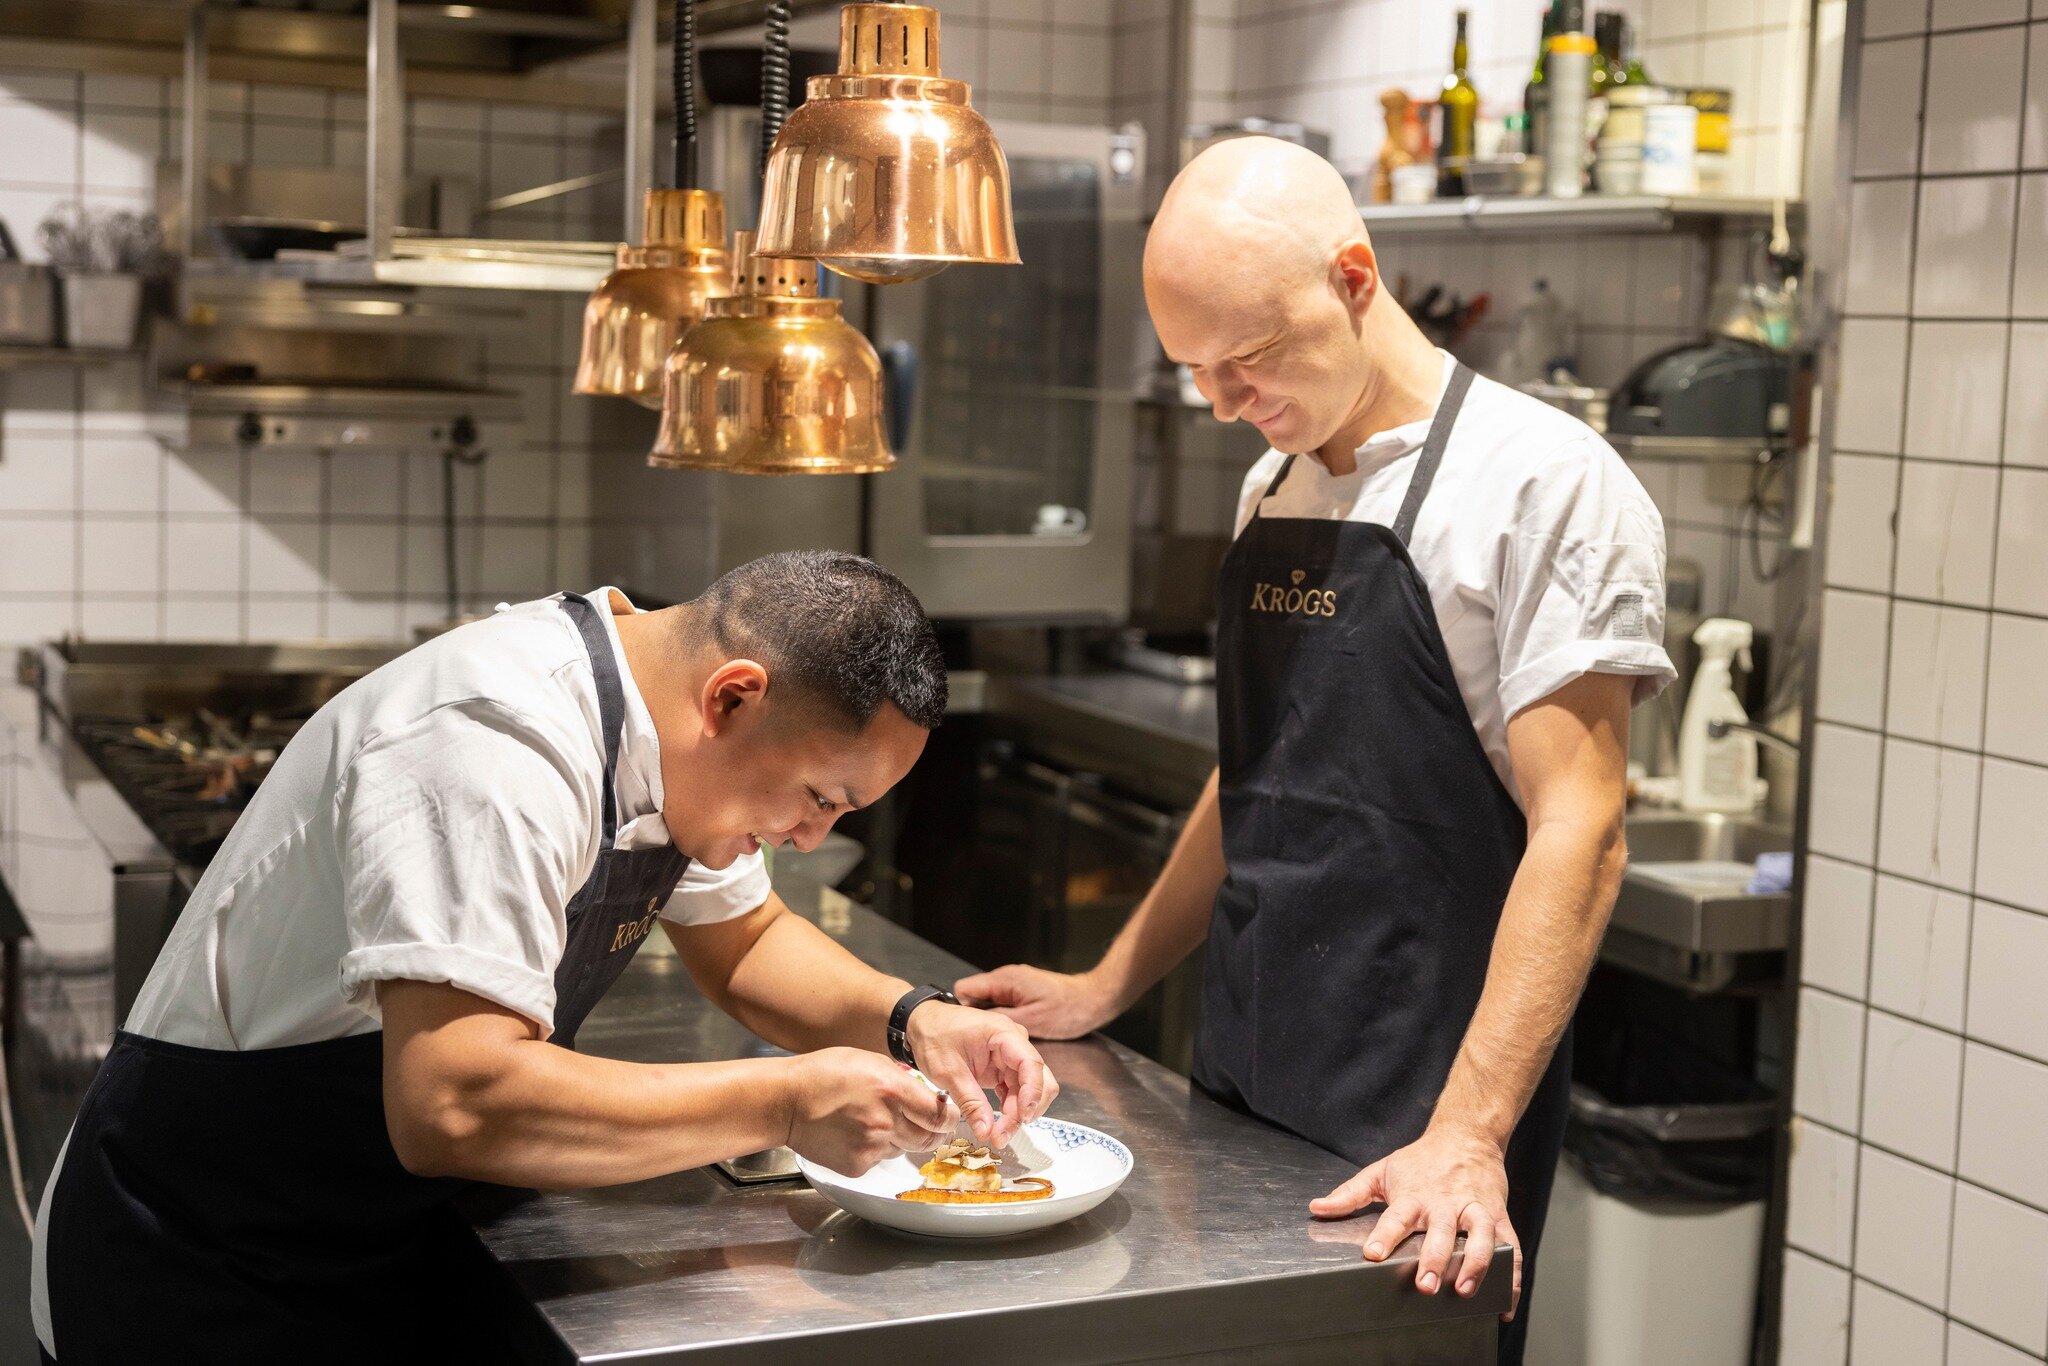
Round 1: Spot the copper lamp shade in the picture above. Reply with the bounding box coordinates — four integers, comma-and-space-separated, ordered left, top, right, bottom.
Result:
753, 4, 1019, 284
573, 189, 732, 409
649, 231, 893, 475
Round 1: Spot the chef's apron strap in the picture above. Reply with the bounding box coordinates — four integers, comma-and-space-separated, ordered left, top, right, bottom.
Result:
557, 592, 626, 847
1244, 454, 1298, 527
1391, 361, 1475, 546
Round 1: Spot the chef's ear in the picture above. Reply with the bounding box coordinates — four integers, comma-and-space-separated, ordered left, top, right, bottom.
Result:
1332, 239, 1379, 319
699, 659, 770, 734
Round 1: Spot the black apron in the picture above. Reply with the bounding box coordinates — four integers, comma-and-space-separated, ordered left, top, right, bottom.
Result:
40, 591, 690, 1364
1191, 365, 1571, 1365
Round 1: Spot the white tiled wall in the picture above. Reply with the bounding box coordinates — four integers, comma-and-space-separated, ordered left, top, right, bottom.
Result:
778, 0, 1117, 125
0, 66, 644, 645
1794, 13, 2048, 1363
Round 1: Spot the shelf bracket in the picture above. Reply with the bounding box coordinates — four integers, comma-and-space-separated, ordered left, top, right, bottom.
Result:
367, 0, 402, 264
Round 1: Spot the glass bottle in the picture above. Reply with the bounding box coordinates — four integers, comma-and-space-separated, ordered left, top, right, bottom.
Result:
1524, 3, 1555, 159
1437, 9, 1480, 195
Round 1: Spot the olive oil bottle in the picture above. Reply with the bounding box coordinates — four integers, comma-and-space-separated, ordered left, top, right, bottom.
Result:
1437, 9, 1480, 196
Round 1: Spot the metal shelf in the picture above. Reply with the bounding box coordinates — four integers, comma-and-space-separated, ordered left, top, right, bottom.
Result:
254, 238, 619, 293
0, 345, 134, 369
1602, 433, 1787, 463
1357, 194, 1796, 235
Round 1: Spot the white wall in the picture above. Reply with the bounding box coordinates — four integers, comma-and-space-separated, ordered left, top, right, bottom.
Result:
1787, 7, 2048, 1364
0, 67, 639, 645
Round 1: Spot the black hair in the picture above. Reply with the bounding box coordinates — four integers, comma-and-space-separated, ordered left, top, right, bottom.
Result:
690, 551, 948, 731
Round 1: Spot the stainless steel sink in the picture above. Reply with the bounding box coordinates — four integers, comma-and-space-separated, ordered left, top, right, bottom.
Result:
1607, 812, 1796, 991
1624, 811, 1792, 865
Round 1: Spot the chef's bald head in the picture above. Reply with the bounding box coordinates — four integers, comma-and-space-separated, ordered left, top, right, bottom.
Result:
1143, 138, 1394, 456
1145, 136, 1368, 310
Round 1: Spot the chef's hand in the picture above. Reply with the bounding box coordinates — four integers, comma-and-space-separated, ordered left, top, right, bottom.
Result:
784, 1047, 956, 1177
953, 964, 1120, 1041
1308, 1124, 1521, 1319
905, 1001, 1059, 1148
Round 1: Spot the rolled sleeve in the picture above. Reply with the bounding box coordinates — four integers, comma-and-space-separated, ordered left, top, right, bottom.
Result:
334, 701, 594, 1039
660, 850, 771, 926
1497, 439, 1678, 721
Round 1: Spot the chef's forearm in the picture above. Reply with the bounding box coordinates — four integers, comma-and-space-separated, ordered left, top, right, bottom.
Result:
381, 979, 798, 1187
671, 901, 907, 1056
1091, 770, 1227, 1011
1430, 812, 1624, 1150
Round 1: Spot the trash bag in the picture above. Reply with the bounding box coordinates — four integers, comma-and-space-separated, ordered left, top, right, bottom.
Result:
1563, 1020, 1775, 1204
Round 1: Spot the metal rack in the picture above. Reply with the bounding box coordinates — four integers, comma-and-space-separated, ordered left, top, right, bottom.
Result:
1357, 193, 1799, 236
176, 0, 660, 292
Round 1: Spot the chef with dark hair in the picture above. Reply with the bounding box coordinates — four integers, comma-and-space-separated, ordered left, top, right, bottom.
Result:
33, 550, 1055, 1363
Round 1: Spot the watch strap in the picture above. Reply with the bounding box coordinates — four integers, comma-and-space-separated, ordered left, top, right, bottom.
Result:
887, 985, 958, 1067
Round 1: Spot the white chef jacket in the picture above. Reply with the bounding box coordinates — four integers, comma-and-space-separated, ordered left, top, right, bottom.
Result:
125, 585, 770, 1050
34, 587, 769, 1352
1234, 352, 1676, 803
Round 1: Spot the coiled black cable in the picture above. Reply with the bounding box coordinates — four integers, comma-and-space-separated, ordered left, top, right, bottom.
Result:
758, 0, 791, 181
674, 0, 698, 188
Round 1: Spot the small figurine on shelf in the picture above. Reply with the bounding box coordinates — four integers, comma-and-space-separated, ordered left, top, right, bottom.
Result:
1372, 89, 1432, 204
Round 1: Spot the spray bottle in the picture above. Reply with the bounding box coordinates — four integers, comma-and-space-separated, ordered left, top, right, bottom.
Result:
1678, 617, 1759, 813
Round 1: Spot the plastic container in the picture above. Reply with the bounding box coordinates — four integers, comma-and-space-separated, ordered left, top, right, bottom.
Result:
1640, 103, 1699, 195
1390, 163, 1437, 204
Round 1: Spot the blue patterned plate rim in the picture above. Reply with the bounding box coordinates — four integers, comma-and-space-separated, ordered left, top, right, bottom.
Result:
1029, 1118, 1133, 1173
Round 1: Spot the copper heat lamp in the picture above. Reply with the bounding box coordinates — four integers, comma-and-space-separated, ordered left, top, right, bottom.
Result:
574, 0, 730, 407
573, 189, 730, 408
753, 3, 1018, 284
648, 230, 892, 475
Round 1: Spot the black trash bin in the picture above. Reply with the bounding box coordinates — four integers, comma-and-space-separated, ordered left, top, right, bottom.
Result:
1563, 1018, 1776, 1203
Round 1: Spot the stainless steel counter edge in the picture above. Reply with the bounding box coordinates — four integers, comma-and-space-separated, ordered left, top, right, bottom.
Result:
548, 1256, 1510, 1365
459, 875, 1509, 1365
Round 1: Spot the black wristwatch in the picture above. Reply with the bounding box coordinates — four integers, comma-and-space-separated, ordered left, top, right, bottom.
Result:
887, 985, 958, 1068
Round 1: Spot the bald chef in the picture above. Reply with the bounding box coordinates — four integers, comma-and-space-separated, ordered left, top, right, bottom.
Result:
34, 552, 1055, 1363
959, 138, 1674, 1362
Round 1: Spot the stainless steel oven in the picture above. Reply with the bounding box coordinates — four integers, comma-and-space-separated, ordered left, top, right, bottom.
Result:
971, 740, 1202, 1075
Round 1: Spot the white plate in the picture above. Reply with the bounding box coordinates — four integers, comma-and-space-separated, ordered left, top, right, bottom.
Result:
795, 1118, 1134, 1240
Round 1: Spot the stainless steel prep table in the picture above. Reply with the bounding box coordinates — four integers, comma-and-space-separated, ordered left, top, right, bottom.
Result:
457, 875, 1509, 1365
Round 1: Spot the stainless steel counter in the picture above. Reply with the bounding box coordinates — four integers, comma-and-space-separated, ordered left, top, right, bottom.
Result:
458, 876, 1508, 1365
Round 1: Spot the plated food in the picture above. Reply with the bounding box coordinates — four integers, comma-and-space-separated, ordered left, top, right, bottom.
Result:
796, 1118, 1132, 1239
896, 1139, 1054, 1204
